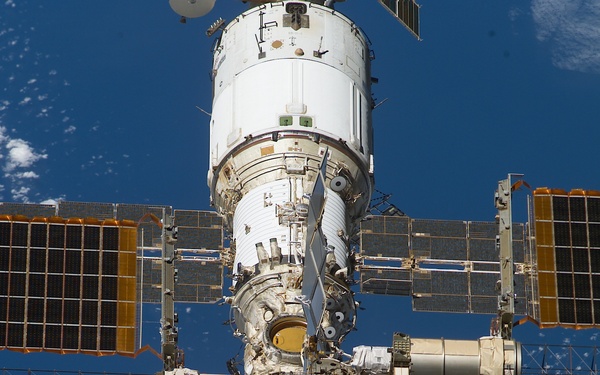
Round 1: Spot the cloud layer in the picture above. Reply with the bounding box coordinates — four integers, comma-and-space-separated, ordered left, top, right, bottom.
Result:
1, 1, 73, 203
0, 126, 47, 202
532, 0, 600, 74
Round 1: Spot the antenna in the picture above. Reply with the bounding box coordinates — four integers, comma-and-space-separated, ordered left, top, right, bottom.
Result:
169, 0, 215, 18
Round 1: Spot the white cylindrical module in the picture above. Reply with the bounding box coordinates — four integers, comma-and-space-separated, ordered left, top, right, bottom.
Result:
233, 179, 348, 271
409, 337, 521, 375
207, 2, 373, 373
208, 1, 374, 225
352, 338, 521, 375
209, 2, 372, 167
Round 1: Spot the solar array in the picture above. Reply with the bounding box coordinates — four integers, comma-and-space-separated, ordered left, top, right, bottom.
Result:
0, 216, 138, 355
4, 187, 600, 358
139, 209, 224, 304
358, 215, 529, 315
377, 0, 421, 40
139, 257, 223, 304
0, 202, 224, 357
532, 188, 600, 328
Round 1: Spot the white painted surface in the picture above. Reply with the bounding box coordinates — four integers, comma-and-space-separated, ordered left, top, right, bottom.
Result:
210, 2, 372, 169
233, 179, 348, 273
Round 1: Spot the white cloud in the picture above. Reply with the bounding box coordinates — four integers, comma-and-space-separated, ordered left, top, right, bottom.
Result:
532, 0, 600, 74
0, 127, 8, 144
10, 186, 30, 202
0, 126, 49, 202
508, 7, 524, 22
64, 125, 76, 134
4, 138, 47, 172
12, 171, 39, 179
19, 97, 31, 105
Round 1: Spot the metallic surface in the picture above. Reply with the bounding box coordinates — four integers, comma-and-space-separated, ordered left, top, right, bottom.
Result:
494, 175, 517, 339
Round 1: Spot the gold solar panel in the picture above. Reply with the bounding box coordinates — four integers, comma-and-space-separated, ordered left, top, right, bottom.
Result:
0, 216, 139, 356
533, 188, 600, 328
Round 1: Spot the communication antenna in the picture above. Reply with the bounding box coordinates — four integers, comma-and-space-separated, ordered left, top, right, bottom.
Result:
169, 0, 216, 18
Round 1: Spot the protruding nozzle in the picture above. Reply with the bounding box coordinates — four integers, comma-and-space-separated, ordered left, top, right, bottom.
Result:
270, 238, 282, 265
256, 242, 269, 270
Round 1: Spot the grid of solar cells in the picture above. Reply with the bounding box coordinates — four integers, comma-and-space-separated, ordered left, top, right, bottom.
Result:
1, 202, 226, 252
0, 218, 138, 355
360, 215, 409, 258
0, 203, 57, 218
359, 268, 411, 296
533, 189, 600, 328
174, 210, 224, 251
139, 257, 162, 303
377, 0, 420, 39
410, 270, 527, 315
360, 217, 525, 262
1, 202, 227, 305
139, 257, 223, 304
359, 216, 528, 314
58, 202, 115, 220
117, 204, 171, 249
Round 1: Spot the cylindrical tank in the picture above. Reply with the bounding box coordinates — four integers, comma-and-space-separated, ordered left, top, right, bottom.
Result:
409, 337, 521, 375
352, 337, 521, 375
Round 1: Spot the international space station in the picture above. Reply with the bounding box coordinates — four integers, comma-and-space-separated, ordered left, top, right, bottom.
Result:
2, 0, 600, 374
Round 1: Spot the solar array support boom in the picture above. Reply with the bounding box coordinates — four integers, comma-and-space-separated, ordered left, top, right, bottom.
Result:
160, 212, 180, 372
493, 174, 524, 339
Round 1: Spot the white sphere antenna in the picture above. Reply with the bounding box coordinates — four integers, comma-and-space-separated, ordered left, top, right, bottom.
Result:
169, 0, 216, 18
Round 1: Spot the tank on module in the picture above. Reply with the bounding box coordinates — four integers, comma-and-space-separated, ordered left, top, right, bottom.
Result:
170, 0, 523, 374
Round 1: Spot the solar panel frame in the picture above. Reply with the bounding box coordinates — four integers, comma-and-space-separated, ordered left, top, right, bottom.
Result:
359, 267, 411, 296
377, 0, 421, 40
0, 203, 57, 218
139, 257, 223, 304
470, 296, 498, 315
0, 216, 140, 355
533, 189, 600, 328
361, 232, 409, 258
413, 295, 469, 313
58, 202, 115, 220
359, 215, 532, 315
359, 216, 410, 258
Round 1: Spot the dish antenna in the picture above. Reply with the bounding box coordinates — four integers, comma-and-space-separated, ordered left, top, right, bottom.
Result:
169, 0, 215, 18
